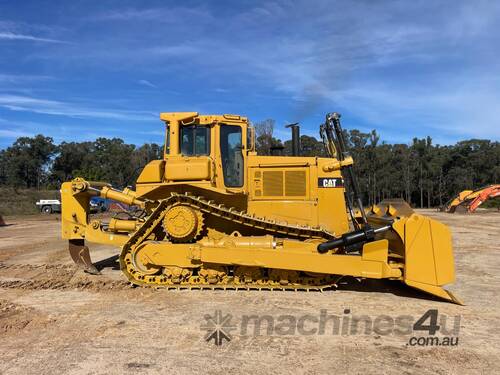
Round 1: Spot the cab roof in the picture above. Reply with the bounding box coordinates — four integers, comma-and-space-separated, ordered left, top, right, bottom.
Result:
160, 112, 248, 125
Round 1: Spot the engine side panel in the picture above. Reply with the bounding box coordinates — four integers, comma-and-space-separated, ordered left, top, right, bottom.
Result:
246, 156, 350, 235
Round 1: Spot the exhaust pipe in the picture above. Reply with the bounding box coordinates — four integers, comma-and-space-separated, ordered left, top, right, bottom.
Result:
285, 123, 300, 156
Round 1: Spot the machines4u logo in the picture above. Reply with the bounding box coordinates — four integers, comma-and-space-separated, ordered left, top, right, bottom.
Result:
201, 310, 237, 346
318, 178, 344, 188
200, 309, 460, 347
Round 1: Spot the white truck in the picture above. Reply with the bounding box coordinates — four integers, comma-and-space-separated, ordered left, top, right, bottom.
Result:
36, 199, 101, 214
35, 199, 61, 214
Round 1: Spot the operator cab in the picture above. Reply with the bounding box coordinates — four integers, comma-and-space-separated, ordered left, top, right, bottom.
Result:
159, 112, 252, 191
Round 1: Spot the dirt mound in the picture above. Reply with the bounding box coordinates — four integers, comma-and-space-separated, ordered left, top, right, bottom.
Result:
0, 299, 56, 334
0, 262, 132, 292
0, 299, 32, 333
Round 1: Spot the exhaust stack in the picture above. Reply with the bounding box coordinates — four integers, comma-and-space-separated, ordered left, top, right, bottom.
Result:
285, 122, 300, 156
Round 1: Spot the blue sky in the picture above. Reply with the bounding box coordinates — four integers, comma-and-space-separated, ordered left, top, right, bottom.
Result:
0, 0, 499, 149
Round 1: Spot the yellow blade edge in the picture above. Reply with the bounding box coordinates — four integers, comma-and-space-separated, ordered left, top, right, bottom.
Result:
405, 280, 464, 305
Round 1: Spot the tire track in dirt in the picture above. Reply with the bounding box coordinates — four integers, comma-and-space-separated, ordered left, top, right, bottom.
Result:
0, 279, 132, 291
0, 263, 74, 271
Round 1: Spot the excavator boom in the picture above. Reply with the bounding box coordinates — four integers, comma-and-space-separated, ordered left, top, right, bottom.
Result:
444, 184, 500, 213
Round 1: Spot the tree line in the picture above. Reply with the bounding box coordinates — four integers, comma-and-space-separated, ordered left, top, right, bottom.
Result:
0, 123, 499, 208
0, 136, 162, 190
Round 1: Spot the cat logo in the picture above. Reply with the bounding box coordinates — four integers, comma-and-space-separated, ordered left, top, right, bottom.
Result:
318, 178, 344, 188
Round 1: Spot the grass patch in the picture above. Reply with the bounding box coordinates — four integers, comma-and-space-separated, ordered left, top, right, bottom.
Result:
0, 188, 59, 216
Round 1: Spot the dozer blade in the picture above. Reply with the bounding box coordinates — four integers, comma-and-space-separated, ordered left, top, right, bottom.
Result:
68, 239, 100, 275
391, 213, 464, 305
366, 199, 462, 304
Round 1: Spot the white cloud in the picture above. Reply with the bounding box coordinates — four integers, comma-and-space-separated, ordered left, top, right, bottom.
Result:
0, 129, 31, 138
0, 95, 155, 121
94, 6, 210, 22
137, 79, 157, 88
0, 31, 69, 44
148, 44, 201, 57
0, 74, 53, 83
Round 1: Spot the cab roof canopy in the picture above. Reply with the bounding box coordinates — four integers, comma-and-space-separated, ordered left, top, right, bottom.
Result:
159, 112, 247, 125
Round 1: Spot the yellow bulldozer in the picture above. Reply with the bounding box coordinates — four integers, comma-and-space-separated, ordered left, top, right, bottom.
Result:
61, 112, 461, 304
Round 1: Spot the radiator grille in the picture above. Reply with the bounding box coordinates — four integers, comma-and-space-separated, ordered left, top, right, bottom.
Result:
285, 171, 306, 196
260, 170, 307, 197
263, 171, 283, 196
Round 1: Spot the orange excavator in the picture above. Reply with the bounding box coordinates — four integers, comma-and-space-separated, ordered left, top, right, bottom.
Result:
443, 185, 500, 213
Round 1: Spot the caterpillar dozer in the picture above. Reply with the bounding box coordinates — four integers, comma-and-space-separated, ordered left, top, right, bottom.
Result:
61, 112, 461, 304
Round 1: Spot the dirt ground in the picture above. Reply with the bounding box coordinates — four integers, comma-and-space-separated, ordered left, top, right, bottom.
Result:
0, 210, 498, 374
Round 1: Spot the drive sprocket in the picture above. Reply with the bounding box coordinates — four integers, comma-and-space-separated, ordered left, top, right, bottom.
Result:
163, 204, 204, 242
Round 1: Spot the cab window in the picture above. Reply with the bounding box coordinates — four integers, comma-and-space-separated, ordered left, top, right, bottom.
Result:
181, 126, 210, 156
164, 124, 170, 155
220, 124, 244, 187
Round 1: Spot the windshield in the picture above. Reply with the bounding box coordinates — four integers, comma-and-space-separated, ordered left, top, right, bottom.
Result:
181, 126, 210, 156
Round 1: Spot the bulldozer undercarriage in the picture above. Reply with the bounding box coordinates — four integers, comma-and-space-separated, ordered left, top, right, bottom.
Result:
120, 193, 342, 290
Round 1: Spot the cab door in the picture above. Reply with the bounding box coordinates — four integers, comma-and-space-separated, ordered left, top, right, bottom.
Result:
219, 124, 244, 188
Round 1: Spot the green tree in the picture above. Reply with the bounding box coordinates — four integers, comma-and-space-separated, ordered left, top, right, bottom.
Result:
52, 141, 93, 183
2, 135, 56, 189
254, 119, 276, 155
78, 138, 136, 187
